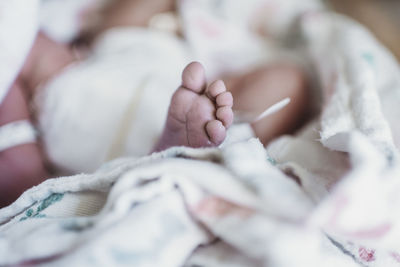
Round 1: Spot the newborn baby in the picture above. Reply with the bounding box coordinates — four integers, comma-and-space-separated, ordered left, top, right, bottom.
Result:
0, 0, 309, 207
0, 40, 234, 206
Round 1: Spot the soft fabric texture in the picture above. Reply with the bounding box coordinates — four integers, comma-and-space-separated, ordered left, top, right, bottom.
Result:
39, 0, 95, 43
0, 140, 355, 267
34, 0, 310, 174
34, 28, 189, 174
2, 0, 400, 266
0, 0, 39, 104
0, 120, 37, 152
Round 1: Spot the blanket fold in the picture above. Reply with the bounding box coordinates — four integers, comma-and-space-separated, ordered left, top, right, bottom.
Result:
2, 0, 400, 266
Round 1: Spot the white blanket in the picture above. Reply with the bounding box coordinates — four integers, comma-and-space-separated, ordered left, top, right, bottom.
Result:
0, 0, 39, 103
2, 0, 400, 266
0, 140, 356, 267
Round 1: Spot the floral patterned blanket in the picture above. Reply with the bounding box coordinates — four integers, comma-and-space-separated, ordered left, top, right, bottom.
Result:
2, 0, 400, 266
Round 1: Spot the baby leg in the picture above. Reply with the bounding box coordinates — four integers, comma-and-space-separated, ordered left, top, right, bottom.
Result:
0, 82, 49, 207
20, 32, 77, 93
225, 63, 310, 145
0, 32, 76, 207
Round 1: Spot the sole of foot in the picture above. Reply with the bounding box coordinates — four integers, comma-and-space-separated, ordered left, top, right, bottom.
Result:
154, 62, 233, 152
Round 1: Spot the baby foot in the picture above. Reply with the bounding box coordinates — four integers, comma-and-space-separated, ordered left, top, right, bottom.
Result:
154, 62, 233, 152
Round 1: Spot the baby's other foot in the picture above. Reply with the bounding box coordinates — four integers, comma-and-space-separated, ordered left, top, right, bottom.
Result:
154, 62, 233, 152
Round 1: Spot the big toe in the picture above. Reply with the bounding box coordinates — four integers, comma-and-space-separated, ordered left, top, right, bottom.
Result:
182, 62, 206, 93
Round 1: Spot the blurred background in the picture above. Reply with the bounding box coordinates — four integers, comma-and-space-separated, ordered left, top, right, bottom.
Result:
42, 0, 400, 60
327, 0, 400, 60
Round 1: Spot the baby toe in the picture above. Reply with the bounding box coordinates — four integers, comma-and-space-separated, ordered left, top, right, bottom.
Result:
216, 106, 233, 127
207, 80, 226, 99
216, 91, 233, 107
206, 120, 226, 145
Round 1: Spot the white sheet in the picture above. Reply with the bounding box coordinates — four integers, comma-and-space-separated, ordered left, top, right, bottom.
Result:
2, 0, 400, 266
0, 0, 39, 103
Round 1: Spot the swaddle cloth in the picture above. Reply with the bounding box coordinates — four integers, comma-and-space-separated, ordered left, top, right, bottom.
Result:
34, 28, 190, 174
3, 0, 400, 265
39, 0, 95, 43
0, 0, 39, 104
0, 139, 357, 267
34, 0, 314, 175
179, 0, 323, 79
